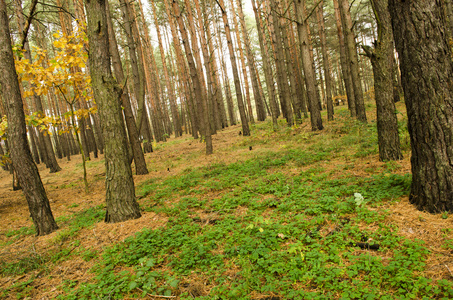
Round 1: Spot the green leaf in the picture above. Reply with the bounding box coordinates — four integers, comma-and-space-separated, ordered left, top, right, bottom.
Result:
169, 279, 179, 288
128, 281, 138, 291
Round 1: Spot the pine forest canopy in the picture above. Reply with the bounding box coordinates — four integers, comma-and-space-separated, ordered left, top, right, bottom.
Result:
0, 0, 451, 235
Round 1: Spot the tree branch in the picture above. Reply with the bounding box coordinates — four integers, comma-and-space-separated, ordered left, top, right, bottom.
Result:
214, 0, 225, 14
361, 45, 374, 59
20, 0, 38, 49
304, 0, 323, 23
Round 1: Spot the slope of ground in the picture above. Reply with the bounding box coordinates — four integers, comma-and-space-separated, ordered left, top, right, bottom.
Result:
0, 104, 452, 299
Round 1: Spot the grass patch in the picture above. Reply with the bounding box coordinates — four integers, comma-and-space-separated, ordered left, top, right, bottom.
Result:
5, 106, 453, 300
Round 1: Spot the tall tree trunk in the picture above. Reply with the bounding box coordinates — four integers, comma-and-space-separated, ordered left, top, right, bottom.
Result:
16, 0, 61, 173
149, 0, 182, 138
230, 0, 254, 124
295, 0, 323, 131
118, 0, 145, 135
164, 0, 201, 138
106, 0, 148, 175
237, 0, 266, 122
171, 0, 213, 154
268, 0, 293, 126
288, 9, 309, 119
185, 0, 217, 136
84, 0, 141, 222
280, 4, 302, 122
316, 1, 334, 121
333, 0, 356, 117
205, 0, 228, 128
0, 0, 58, 236
339, 0, 367, 122
129, 1, 157, 151
251, 0, 278, 128
216, 0, 250, 136
215, 18, 237, 126
389, 0, 453, 212
362, 0, 402, 162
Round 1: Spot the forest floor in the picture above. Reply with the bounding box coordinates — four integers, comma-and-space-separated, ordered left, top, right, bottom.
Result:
0, 102, 452, 299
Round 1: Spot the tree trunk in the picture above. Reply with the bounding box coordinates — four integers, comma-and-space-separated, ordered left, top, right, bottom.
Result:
84, 0, 141, 222
288, 9, 309, 119
316, 1, 334, 121
251, 0, 278, 128
171, 0, 213, 154
204, 0, 228, 128
118, 0, 145, 136
279, 0, 301, 121
16, 0, 61, 173
237, 0, 266, 122
0, 0, 58, 236
215, 19, 237, 126
149, 0, 182, 138
230, 0, 254, 124
186, 0, 217, 137
269, 0, 293, 126
217, 0, 250, 136
333, 0, 355, 117
295, 0, 323, 131
389, 0, 453, 212
339, 0, 367, 122
362, 0, 402, 162
106, 1, 148, 175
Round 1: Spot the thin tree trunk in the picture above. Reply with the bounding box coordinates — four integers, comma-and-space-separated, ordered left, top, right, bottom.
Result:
171, 0, 213, 154
333, 0, 356, 117
216, 0, 250, 136
236, 0, 266, 122
339, 0, 367, 122
316, 1, 334, 121
269, 0, 293, 126
295, 0, 323, 131
362, 0, 402, 162
215, 18, 237, 126
0, 0, 58, 235
16, 0, 61, 173
204, 1, 228, 128
149, 0, 182, 138
251, 0, 278, 128
106, 0, 148, 175
280, 4, 302, 122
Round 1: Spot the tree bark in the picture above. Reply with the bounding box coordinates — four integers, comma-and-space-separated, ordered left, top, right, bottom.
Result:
362, 0, 402, 162
251, 0, 278, 128
295, 0, 323, 131
279, 2, 302, 122
389, 0, 453, 212
84, 0, 141, 222
339, 0, 367, 122
215, 17, 237, 126
150, 0, 182, 138
172, 0, 213, 154
0, 0, 58, 236
333, 0, 356, 116
237, 0, 266, 122
16, 0, 61, 173
268, 0, 293, 126
217, 0, 250, 136
230, 0, 254, 124
316, 1, 334, 121
106, 0, 148, 175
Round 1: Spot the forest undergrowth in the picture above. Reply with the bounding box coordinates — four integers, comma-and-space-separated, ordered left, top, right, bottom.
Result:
0, 104, 452, 299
